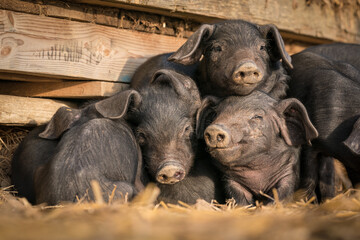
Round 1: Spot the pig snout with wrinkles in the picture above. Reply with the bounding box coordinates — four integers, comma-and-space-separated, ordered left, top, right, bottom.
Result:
156, 161, 185, 184
233, 61, 263, 85
204, 124, 231, 149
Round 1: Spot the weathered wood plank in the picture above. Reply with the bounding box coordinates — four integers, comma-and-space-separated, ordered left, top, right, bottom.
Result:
0, 10, 186, 83
0, 0, 198, 38
284, 40, 309, 56
0, 95, 77, 126
0, 81, 128, 98
0, 72, 65, 82
75, 0, 360, 44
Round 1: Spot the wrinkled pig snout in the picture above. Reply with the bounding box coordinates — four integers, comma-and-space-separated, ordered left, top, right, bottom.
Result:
156, 161, 185, 184
233, 62, 263, 84
204, 124, 231, 148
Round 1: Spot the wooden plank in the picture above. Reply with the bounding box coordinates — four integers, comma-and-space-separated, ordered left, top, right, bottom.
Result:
0, 10, 186, 83
0, 0, 119, 28
0, 0, 197, 39
0, 72, 65, 82
75, 0, 360, 44
0, 95, 77, 126
284, 40, 309, 55
0, 81, 129, 98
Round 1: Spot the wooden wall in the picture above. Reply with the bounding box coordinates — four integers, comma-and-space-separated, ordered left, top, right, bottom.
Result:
0, 0, 359, 126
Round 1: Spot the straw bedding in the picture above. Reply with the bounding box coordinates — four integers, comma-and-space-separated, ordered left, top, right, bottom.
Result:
1, 126, 359, 240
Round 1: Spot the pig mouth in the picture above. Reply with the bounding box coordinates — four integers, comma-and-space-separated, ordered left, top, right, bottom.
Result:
231, 83, 259, 96
208, 143, 243, 165
208, 141, 244, 154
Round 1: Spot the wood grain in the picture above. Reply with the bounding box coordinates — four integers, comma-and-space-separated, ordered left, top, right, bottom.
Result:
75, 0, 360, 44
0, 0, 198, 38
0, 94, 77, 126
0, 10, 186, 83
0, 72, 65, 82
0, 81, 129, 98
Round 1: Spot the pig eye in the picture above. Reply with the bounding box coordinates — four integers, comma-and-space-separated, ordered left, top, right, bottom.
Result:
211, 45, 222, 52
183, 124, 192, 137
137, 132, 146, 145
252, 115, 263, 120
260, 45, 266, 51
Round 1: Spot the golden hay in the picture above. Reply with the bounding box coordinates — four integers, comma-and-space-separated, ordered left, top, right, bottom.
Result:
0, 184, 360, 240
0, 127, 29, 188
0, 126, 359, 240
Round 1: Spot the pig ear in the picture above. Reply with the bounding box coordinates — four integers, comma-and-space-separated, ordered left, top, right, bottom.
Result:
196, 96, 221, 139
95, 89, 142, 119
259, 24, 293, 69
39, 107, 82, 140
168, 24, 215, 65
151, 69, 201, 110
275, 98, 318, 146
343, 118, 360, 155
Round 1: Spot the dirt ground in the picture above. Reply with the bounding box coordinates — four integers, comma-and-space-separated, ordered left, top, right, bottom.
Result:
1, 127, 360, 240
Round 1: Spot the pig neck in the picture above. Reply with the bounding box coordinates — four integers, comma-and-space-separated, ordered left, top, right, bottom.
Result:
223, 140, 299, 194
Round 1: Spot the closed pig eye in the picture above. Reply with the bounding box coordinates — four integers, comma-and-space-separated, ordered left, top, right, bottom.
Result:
252, 115, 263, 120
182, 124, 193, 137
212, 46, 222, 52
209, 43, 222, 52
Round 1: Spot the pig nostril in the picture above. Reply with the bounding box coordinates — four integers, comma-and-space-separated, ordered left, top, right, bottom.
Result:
205, 133, 211, 141
240, 72, 245, 78
173, 171, 183, 180
159, 174, 167, 181
217, 133, 225, 142
253, 72, 259, 77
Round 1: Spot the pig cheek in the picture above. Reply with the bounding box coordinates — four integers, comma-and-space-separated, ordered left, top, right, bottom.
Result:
208, 140, 243, 165
255, 124, 274, 152
256, 55, 271, 79
206, 55, 222, 77
243, 124, 268, 155
210, 51, 220, 62
207, 48, 232, 72
208, 149, 236, 166
141, 146, 163, 179
179, 139, 196, 173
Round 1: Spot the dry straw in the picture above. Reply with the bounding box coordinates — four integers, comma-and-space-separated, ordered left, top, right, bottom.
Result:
0, 126, 360, 240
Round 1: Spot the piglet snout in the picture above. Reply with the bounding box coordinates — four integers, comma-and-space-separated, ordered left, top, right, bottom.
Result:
156, 161, 185, 184
204, 124, 231, 148
233, 61, 263, 84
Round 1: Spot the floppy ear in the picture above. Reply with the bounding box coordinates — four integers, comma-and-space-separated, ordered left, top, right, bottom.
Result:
343, 118, 360, 155
274, 98, 318, 146
168, 24, 215, 65
196, 96, 221, 139
39, 107, 82, 140
151, 69, 201, 112
95, 89, 142, 119
259, 24, 293, 69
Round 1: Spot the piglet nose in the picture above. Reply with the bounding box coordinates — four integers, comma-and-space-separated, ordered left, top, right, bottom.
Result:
156, 162, 185, 184
233, 61, 263, 84
204, 124, 231, 148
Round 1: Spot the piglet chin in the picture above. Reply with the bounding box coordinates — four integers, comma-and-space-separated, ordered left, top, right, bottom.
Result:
208, 144, 242, 165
